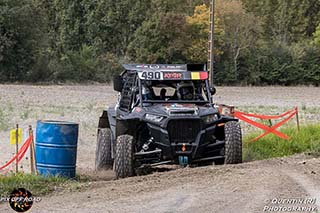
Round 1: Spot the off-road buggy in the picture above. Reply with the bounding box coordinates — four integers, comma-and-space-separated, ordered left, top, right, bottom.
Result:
95, 64, 242, 178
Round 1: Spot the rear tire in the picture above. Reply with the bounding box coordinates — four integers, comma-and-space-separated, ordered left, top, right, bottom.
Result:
95, 128, 113, 170
115, 135, 135, 179
224, 121, 242, 164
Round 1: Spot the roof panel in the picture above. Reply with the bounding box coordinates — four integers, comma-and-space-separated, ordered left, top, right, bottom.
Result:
122, 64, 207, 72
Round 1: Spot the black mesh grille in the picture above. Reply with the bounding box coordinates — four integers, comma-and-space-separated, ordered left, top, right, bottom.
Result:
167, 119, 201, 143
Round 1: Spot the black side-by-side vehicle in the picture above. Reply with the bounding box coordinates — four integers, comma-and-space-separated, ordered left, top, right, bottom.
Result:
95, 64, 242, 178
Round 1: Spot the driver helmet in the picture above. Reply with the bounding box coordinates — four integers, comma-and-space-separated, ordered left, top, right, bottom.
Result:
177, 81, 195, 100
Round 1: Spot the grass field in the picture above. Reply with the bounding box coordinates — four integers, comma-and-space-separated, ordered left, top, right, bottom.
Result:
243, 124, 320, 161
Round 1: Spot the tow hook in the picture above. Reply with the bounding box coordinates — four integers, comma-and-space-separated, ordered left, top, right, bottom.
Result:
179, 156, 189, 167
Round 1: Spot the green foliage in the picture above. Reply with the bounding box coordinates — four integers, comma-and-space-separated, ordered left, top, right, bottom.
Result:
241, 0, 320, 43
0, 0, 320, 84
243, 125, 320, 161
185, 4, 224, 63
84, 0, 151, 56
50, 46, 122, 82
0, 0, 45, 82
313, 24, 320, 47
127, 12, 189, 63
214, 0, 262, 85
216, 41, 320, 86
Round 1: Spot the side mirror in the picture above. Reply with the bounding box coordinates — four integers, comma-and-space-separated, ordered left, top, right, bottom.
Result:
210, 86, 216, 96
113, 75, 123, 92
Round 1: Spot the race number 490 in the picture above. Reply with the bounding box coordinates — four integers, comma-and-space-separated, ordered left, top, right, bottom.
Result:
139, 71, 163, 80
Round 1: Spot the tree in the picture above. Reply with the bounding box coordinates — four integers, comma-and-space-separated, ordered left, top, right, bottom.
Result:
216, 0, 261, 83
313, 24, 320, 47
37, 0, 87, 56
241, 0, 320, 43
185, 4, 224, 63
127, 12, 189, 63
84, 0, 152, 57
0, 0, 45, 81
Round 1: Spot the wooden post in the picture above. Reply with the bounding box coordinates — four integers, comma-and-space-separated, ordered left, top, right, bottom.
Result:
230, 106, 235, 117
296, 108, 300, 131
209, 0, 215, 86
15, 124, 19, 173
29, 126, 36, 174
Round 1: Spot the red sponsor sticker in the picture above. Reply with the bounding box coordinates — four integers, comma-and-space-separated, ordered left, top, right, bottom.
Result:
163, 72, 183, 79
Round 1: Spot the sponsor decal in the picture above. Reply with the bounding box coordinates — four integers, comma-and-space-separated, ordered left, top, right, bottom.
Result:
163, 72, 183, 80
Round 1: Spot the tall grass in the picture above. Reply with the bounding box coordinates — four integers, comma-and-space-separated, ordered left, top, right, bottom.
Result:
243, 124, 320, 161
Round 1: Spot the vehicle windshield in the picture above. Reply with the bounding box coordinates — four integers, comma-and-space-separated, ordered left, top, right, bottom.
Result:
139, 80, 210, 104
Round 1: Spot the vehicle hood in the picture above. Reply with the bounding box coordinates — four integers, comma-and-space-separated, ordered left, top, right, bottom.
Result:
142, 104, 217, 117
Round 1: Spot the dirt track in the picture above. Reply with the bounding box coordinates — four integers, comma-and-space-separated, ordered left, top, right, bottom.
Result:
1, 154, 319, 213
0, 85, 320, 212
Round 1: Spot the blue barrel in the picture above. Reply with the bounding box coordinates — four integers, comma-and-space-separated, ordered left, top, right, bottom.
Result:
35, 120, 79, 178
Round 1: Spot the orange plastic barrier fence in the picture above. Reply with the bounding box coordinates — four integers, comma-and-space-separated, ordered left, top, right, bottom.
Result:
234, 107, 299, 142
0, 135, 33, 174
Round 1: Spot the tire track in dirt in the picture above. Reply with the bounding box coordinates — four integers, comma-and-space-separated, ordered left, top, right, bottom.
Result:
282, 168, 320, 210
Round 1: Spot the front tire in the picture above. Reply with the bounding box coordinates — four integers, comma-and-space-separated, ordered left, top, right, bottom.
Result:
95, 128, 113, 170
224, 121, 242, 164
115, 135, 135, 179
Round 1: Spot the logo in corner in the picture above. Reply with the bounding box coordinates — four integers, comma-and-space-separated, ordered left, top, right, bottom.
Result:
9, 188, 33, 212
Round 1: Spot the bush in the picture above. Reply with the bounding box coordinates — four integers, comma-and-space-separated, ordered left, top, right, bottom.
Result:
49, 46, 122, 83
26, 51, 53, 82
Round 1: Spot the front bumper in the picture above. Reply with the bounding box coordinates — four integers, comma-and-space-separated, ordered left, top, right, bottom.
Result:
147, 119, 225, 163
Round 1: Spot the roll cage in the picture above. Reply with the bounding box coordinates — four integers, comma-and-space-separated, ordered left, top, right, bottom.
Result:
117, 64, 214, 111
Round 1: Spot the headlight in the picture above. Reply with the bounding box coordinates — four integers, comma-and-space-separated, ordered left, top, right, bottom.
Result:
203, 114, 219, 124
145, 114, 164, 123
